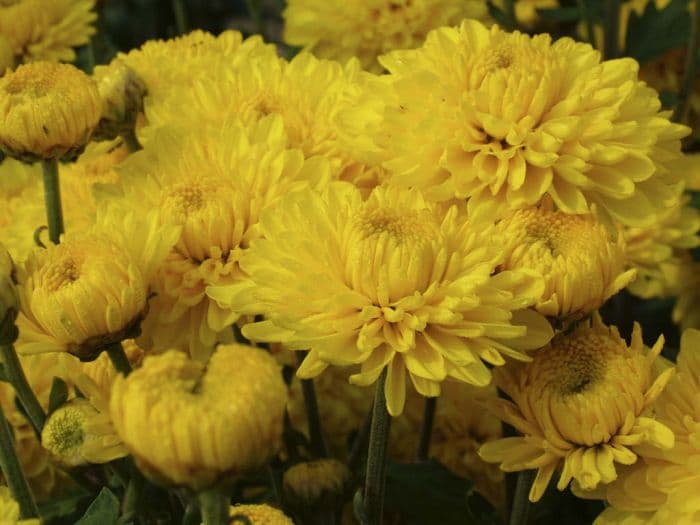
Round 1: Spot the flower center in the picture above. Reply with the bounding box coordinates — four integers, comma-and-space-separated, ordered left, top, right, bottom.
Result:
541, 333, 607, 397
358, 208, 426, 241
44, 408, 86, 455
484, 44, 513, 72
163, 181, 209, 217
41, 256, 82, 292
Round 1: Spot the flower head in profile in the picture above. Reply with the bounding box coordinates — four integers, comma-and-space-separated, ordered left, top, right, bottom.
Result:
282, 0, 490, 72
0, 485, 40, 525
0, 62, 102, 161
110, 344, 288, 490
226, 505, 293, 525
14, 208, 177, 360
0, 0, 96, 63
496, 199, 636, 319
210, 183, 554, 416
479, 314, 674, 502
112, 119, 328, 361
344, 20, 688, 226
594, 327, 700, 525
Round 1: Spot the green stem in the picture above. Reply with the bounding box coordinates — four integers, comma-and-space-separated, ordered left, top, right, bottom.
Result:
416, 396, 437, 461
0, 344, 45, 436
296, 352, 327, 458
106, 343, 132, 376
361, 368, 391, 525
577, 0, 595, 45
41, 159, 64, 245
197, 488, 227, 525
120, 476, 140, 522
673, 0, 700, 123
0, 405, 39, 519
171, 0, 188, 35
603, 0, 621, 59
509, 470, 536, 525
348, 407, 373, 473
121, 129, 142, 153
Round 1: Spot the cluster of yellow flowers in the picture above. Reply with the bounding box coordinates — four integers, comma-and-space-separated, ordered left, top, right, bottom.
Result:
0, 0, 699, 524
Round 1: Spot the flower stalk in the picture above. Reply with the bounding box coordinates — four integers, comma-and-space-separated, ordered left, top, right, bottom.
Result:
361, 367, 391, 525
603, 0, 620, 59
416, 397, 437, 461
296, 351, 327, 458
0, 404, 39, 519
41, 159, 64, 245
0, 344, 45, 435
509, 470, 536, 525
197, 487, 228, 525
106, 342, 132, 376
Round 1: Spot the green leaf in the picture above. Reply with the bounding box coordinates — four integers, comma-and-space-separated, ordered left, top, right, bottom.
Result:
384, 460, 502, 525
0, 363, 8, 382
75, 488, 120, 525
38, 491, 92, 522
48, 377, 69, 416
625, 0, 691, 65
535, 7, 581, 23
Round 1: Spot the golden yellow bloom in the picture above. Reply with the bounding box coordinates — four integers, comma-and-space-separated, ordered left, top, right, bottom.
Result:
344, 20, 688, 226
0, 35, 13, 75
92, 59, 146, 140
0, 486, 40, 525
143, 51, 387, 192
211, 183, 553, 416
0, 62, 102, 161
225, 505, 293, 525
479, 314, 674, 502
110, 344, 288, 490
283, 459, 350, 510
113, 120, 328, 361
14, 209, 177, 360
624, 196, 700, 299
282, 0, 490, 72
0, 0, 96, 63
41, 397, 126, 466
496, 200, 635, 319
119, 29, 274, 112
595, 328, 700, 524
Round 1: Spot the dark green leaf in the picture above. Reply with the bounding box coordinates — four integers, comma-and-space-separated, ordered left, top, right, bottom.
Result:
625, 0, 691, 65
0, 363, 8, 382
75, 488, 120, 525
384, 460, 502, 525
536, 7, 581, 22
48, 377, 69, 416
38, 491, 92, 522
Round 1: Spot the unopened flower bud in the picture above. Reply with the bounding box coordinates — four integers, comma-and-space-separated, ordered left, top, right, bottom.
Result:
92, 59, 146, 140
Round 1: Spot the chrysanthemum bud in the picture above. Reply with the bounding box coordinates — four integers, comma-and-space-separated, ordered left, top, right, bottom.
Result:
41, 398, 126, 467
225, 504, 293, 525
0, 244, 18, 345
110, 344, 288, 490
283, 459, 351, 513
0, 62, 102, 161
92, 59, 146, 140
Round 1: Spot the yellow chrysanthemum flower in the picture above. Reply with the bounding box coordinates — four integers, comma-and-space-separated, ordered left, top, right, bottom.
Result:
624, 196, 700, 299
344, 20, 689, 226
110, 344, 288, 490
479, 314, 674, 502
496, 200, 636, 319
118, 29, 275, 112
0, 486, 40, 525
42, 397, 126, 467
210, 183, 553, 416
595, 328, 700, 525
225, 505, 293, 525
0, 62, 102, 161
0, 0, 96, 63
143, 51, 387, 192
283, 459, 350, 511
282, 0, 490, 72
14, 208, 178, 360
112, 119, 328, 360
92, 59, 146, 140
